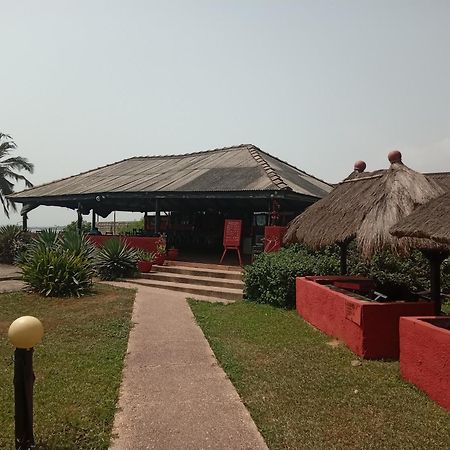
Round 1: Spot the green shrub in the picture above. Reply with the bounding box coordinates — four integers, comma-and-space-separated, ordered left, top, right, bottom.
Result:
243, 244, 340, 308
95, 239, 138, 280
117, 219, 144, 234
0, 225, 30, 264
20, 229, 95, 297
348, 248, 431, 298
64, 220, 91, 234
244, 243, 450, 309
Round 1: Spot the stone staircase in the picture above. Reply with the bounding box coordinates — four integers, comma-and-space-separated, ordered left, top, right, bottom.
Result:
126, 260, 244, 301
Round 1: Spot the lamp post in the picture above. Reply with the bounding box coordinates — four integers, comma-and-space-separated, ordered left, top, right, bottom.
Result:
8, 316, 44, 450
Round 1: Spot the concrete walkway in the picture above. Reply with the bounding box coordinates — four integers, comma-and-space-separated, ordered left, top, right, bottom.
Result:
0, 264, 24, 292
109, 283, 268, 450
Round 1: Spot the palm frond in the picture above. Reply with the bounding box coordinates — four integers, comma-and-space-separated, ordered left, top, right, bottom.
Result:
1, 156, 34, 173
2, 169, 33, 188
0, 132, 33, 217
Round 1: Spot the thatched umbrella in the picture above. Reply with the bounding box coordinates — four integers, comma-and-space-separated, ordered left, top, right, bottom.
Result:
391, 191, 450, 314
284, 151, 446, 276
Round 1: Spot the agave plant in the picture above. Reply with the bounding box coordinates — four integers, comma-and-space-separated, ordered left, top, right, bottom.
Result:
60, 228, 95, 261
21, 247, 95, 297
0, 224, 26, 264
19, 229, 95, 297
95, 239, 138, 281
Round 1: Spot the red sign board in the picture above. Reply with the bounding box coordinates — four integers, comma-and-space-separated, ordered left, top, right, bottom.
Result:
264, 226, 286, 252
223, 219, 242, 248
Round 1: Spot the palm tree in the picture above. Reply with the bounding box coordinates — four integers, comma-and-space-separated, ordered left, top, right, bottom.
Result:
0, 133, 34, 217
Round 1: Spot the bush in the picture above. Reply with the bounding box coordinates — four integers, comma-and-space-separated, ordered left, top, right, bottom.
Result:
64, 220, 91, 234
95, 239, 138, 280
117, 219, 144, 235
243, 244, 340, 308
0, 225, 31, 264
348, 248, 431, 298
244, 243, 450, 309
20, 229, 95, 297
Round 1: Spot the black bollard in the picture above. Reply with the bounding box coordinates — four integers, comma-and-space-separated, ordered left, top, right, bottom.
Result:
14, 348, 35, 450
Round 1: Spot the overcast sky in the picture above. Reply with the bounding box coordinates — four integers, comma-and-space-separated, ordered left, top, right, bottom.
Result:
1, 0, 449, 226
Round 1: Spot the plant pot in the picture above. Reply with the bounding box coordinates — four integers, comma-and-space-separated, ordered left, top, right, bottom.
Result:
167, 248, 179, 260
154, 254, 166, 265
137, 260, 153, 273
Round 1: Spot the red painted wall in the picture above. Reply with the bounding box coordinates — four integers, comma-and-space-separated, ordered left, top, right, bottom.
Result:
87, 235, 163, 253
296, 277, 434, 359
400, 317, 450, 411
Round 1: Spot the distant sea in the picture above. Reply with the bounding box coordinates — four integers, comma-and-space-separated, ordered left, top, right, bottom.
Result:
28, 226, 65, 232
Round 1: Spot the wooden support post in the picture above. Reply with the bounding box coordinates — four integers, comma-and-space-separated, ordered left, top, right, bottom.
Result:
77, 209, 83, 235
22, 214, 28, 233
155, 199, 160, 234
91, 209, 96, 231
339, 241, 349, 275
423, 249, 449, 315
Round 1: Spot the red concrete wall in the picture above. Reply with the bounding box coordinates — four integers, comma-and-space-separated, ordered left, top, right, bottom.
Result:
87, 235, 163, 253
296, 277, 434, 359
400, 317, 450, 411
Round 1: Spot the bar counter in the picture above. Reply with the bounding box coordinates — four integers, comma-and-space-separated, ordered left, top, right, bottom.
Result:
87, 235, 164, 253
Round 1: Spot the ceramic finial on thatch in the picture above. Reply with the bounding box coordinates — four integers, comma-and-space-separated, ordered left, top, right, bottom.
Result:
354, 160, 366, 173
388, 150, 402, 164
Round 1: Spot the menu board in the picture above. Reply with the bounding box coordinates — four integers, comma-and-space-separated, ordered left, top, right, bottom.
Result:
223, 219, 242, 248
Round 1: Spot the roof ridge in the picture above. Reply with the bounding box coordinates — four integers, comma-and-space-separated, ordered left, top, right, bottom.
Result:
247, 146, 291, 190
254, 147, 333, 188
133, 143, 252, 159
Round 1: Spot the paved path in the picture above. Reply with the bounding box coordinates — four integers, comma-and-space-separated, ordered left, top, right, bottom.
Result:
0, 264, 24, 292
109, 283, 268, 450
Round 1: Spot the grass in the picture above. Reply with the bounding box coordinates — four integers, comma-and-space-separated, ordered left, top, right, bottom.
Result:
0, 284, 135, 449
189, 300, 450, 450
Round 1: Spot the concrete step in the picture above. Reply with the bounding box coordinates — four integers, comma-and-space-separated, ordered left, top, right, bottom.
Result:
165, 260, 243, 272
140, 271, 244, 290
126, 278, 243, 301
154, 264, 243, 281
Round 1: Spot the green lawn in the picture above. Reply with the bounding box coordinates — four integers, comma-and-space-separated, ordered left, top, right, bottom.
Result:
190, 300, 450, 450
0, 284, 135, 449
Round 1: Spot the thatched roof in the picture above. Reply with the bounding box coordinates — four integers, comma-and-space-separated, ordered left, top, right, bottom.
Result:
390, 191, 450, 245
284, 152, 446, 259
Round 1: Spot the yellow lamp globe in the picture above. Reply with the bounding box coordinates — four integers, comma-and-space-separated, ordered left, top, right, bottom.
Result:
8, 316, 44, 349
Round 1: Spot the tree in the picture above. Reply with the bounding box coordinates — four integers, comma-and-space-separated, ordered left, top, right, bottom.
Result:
64, 220, 91, 234
0, 133, 34, 217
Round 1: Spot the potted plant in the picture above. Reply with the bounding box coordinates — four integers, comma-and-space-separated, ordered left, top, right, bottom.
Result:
136, 249, 155, 273
154, 242, 167, 265
167, 246, 179, 260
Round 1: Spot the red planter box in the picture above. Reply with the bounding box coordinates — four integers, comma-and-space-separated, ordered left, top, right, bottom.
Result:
296, 277, 434, 359
400, 317, 450, 411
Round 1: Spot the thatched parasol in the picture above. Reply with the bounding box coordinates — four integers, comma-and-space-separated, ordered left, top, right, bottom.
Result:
391, 191, 450, 314
284, 151, 446, 275
390, 191, 450, 244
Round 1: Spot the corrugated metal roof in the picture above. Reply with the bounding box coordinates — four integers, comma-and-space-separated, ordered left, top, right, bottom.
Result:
9, 144, 332, 201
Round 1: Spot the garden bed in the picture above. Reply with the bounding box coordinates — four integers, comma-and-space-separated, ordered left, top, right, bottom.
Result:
296, 276, 434, 359
400, 316, 450, 411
